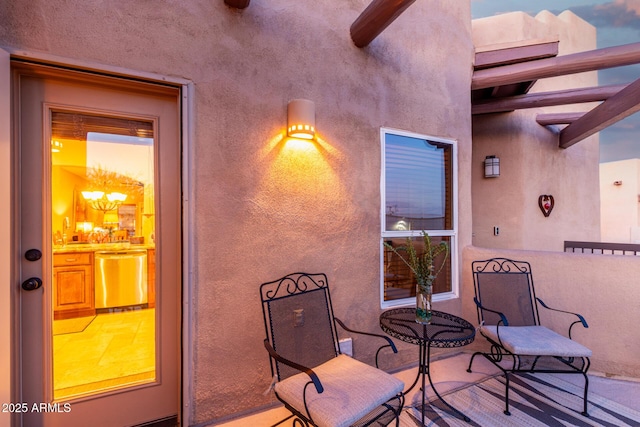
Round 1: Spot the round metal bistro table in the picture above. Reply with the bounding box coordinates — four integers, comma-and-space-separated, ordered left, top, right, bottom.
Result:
379, 308, 475, 425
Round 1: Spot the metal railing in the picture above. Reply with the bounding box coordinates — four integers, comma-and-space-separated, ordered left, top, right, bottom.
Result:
564, 241, 640, 256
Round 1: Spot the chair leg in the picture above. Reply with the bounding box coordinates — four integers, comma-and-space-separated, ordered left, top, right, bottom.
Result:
468, 351, 512, 415
466, 351, 481, 373
503, 371, 511, 416
582, 371, 590, 417
394, 403, 401, 427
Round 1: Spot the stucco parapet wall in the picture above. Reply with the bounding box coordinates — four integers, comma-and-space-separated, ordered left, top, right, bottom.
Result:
462, 245, 640, 378
472, 10, 595, 52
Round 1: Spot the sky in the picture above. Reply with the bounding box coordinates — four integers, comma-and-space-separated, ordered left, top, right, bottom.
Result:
471, 0, 640, 163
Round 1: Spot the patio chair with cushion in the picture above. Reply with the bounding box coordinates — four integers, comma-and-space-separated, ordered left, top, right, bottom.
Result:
467, 258, 592, 416
260, 272, 405, 427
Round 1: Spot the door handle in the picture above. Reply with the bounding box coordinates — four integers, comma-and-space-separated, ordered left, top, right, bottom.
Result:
22, 277, 43, 291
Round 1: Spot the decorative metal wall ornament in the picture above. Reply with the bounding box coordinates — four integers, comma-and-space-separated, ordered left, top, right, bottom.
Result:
538, 195, 554, 217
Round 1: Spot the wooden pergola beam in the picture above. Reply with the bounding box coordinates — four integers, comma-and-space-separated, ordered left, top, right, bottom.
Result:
475, 39, 559, 70
536, 113, 585, 126
473, 84, 628, 115
350, 0, 417, 48
224, 0, 250, 9
472, 42, 640, 90
560, 77, 640, 148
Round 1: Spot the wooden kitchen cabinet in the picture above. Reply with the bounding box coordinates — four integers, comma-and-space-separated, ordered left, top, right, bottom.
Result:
53, 252, 95, 320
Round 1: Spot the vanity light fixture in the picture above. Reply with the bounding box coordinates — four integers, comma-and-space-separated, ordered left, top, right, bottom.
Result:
484, 155, 500, 178
287, 99, 315, 140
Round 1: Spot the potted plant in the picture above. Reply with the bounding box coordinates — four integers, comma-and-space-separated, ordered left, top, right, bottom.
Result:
384, 232, 449, 324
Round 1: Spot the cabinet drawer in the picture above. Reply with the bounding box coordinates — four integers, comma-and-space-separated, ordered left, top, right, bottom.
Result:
53, 253, 92, 266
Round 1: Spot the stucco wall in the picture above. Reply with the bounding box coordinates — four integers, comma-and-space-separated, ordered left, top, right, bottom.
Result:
1, 1, 474, 424
471, 12, 601, 251
463, 246, 640, 379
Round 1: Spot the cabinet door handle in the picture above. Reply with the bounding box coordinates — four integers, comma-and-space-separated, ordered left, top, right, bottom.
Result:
65, 258, 78, 262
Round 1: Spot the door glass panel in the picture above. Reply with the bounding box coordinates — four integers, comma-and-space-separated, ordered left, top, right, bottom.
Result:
50, 111, 156, 400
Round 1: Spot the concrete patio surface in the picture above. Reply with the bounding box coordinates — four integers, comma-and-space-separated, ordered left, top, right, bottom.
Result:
212, 352, 640, 426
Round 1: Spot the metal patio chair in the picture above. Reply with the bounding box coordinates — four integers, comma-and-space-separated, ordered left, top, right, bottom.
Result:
467, 258, 592, 416
261, 272, 405, 427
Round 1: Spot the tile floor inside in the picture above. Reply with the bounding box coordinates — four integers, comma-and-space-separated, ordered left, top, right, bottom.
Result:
53, 308, 156, 400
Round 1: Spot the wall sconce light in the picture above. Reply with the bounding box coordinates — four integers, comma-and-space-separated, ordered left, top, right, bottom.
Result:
51, 140, 63, 153
287, 99, 315, 140
103, 212, 120, 225
75, 221, 93, 233
484, 155, 500, 178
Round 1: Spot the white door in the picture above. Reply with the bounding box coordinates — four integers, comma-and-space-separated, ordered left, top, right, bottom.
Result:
14, 62, 181, 427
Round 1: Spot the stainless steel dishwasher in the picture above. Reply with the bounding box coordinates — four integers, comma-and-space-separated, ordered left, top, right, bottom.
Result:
94, 250, 148, 309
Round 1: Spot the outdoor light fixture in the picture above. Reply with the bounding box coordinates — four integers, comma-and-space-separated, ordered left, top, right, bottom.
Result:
484, 155, 500, 178
287, 99, 315, 140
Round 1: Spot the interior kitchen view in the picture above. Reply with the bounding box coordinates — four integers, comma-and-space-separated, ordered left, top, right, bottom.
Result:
50, 111, 157, 401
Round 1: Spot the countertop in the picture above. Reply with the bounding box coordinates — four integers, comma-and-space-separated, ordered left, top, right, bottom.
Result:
53, 243, 155, 254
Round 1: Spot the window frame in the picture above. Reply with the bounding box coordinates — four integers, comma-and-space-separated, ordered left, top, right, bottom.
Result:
380, 127, 459, 308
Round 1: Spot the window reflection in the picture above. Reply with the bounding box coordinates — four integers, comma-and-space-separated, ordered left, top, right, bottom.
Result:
381, 129, 457, 305
50, 112, 157, 400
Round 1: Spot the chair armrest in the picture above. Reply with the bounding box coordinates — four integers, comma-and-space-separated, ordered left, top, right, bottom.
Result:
536, 297, 589, 339
474, 297, 509, 326
263, 339, 324, 393
334, 317, 398, 368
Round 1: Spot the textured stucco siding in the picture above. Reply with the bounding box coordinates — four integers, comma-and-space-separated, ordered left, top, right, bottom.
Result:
1, 1, 474, 424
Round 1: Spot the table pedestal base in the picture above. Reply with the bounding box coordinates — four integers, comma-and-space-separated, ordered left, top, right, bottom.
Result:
406, 343, 470, 425
379, 309, 476, 426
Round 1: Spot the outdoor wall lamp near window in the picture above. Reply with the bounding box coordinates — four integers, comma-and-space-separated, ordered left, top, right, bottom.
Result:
287, 99, 315, 140
484, 155, 500, 178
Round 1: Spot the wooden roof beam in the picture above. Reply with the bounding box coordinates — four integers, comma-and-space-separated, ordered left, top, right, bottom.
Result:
350, 0, 417, 48
560, 77, 640, 148
475, 38, 559, 70
473, 42, 640, 90
473, 83, 628, 115
224, 0, 250, 9
536, 113, 585, 126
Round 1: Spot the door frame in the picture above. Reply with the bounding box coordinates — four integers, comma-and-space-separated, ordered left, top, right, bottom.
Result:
1, 47, 12, 427
2, 48, 195, 427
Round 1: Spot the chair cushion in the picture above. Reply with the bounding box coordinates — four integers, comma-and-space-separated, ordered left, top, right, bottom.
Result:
274, 354, 404, 427
481, 325, 592, 357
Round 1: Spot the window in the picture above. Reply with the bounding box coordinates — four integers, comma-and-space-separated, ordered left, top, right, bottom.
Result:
380, 128, 458, 307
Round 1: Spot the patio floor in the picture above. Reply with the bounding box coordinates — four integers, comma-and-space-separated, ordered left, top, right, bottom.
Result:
213, 351, 640, 426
